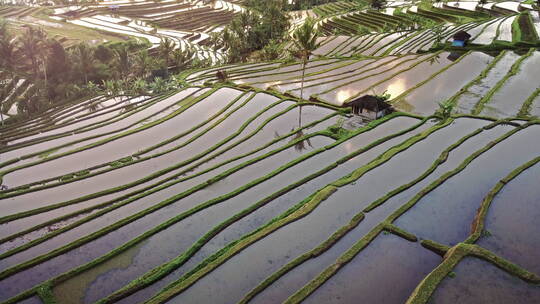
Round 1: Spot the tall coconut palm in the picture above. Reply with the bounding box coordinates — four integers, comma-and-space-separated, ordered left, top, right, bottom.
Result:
291, 17, 320, 151
134, 49, 152, 79
19, 27, 44, 78
0, 21, 17, 74
73, 43, 95, 84
113, 45, 131, 82
157, 37, 175, 69
292, 17, 320, 102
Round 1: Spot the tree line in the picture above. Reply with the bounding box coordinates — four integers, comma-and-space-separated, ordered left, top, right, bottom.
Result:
0, 21, 208, 116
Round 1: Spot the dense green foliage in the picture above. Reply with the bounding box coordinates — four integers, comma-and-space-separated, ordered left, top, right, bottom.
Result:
215, 0, 291, 62
0, 20, 210, 116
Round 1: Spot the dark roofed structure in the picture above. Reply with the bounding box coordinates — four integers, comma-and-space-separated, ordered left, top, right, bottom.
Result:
453, 31, 472, 41
344, 95, 392, 119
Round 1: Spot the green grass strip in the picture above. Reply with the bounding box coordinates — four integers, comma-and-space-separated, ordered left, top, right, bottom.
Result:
404, 244, 468, 304
338, 52, 443, 105
517, 87, 540, 118
472, 48, 534, 115
0, 99, 309, 223
420, 239, 451, 256
0, 93, 175, 156
285, 55, 406, 93
0, 102, 320, 258
36, 283, 57, 304
313, 53, 429, 98
0, 114, 339, 251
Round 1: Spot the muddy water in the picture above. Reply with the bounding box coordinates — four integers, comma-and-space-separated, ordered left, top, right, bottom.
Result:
477, 163, 540, 274
263, 59, 369, 89
394, 125, 540, 246
304, 234, 441, 304
15, 96, 150, 140
251, 122, 514, 304
481, 52, 540, 118
395, 52, 492, 115
362, 33, 406, 56
329, 36, 363, 56
428, 257, 540, 304
13, 296, 42, 304
455, 51, 519, 114
341, 34, 379, 56
241, 60, 358, 90
365, 53, 454, 110
0, 104, 329, 249
7, 96, 134, 146
115, 117, 425, 304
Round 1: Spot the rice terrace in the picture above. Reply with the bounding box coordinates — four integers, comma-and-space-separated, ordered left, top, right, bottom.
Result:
1, 0, 540, 302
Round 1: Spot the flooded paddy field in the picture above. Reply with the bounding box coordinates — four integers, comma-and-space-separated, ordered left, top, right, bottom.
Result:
2, 0, 540, 303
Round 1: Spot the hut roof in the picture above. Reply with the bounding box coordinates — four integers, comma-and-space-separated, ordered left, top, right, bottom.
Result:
453, 30, 471, 41
345, 95, 391, 112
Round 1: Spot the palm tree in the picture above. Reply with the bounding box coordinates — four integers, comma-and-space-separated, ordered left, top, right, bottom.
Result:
157, 37, 175, 69
291, 17, 320, 151
171, 46, 195, 72
134, 49, 152, 79
292, 17, 320, 102
113, 45, 131, 82
73, 43, 95, 84
19, 27, 44, 78
0, 22, 18, 76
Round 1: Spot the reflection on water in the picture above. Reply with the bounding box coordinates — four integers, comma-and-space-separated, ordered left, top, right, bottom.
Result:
304, 234, 441, 304
477, 162, 540, 274
428, 257, 540, 304
335, 88, 356, 104
383, 77, 407, 98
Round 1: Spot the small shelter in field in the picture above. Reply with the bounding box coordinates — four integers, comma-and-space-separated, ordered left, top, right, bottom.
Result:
344, 95, 392, 120
452, 31, 472, 47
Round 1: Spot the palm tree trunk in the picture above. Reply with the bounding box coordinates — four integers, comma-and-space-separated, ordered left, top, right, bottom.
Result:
299, 58, 307, 127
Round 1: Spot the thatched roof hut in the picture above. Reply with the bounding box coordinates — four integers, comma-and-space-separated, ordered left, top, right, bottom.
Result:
344, 95, 392, 119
